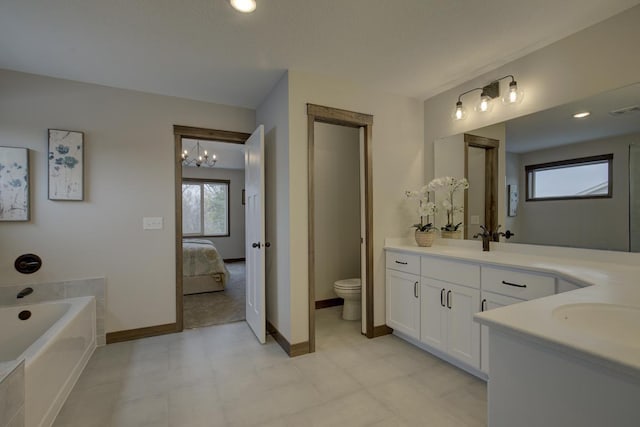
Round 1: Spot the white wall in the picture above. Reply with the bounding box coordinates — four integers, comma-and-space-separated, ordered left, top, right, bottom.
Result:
256, 72, 291, 339
314, 123, 360, 302
181, 166, 246, 259
505, 152, 521, 240
0, 69, 255, 333
514, 134, 635, 251
288, 70, 424, 343
425, 5, 640, 186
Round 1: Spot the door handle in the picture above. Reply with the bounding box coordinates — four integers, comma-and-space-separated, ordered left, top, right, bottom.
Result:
414, 281, 419, 298
252, 242, 261, 249
481, 299, 487, 312
440, 288, 445, 307
446, 290, 452, 309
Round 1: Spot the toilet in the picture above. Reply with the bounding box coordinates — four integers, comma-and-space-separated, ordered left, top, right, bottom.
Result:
333, 278, 362, 320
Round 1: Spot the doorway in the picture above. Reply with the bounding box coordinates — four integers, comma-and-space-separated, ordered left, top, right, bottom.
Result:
306, 104, 375, 353
464, 133, 499, 239
173, 125, 251, 332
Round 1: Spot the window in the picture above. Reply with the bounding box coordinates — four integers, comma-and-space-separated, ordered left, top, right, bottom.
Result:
182, 179, 229, 236
525, 154, 613, 201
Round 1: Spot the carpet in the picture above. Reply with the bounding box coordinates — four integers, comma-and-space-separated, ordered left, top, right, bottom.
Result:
183, 261, 246, 329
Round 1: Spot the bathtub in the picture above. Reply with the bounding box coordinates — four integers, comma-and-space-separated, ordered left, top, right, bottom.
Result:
0, 297, 96, 427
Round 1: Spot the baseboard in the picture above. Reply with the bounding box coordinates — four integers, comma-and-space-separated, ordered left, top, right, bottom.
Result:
315, 298, 344, 309
106, 323, 178, 344
223, 257, 246, 263
372, 324, 393, 337
267, 321, 310, 357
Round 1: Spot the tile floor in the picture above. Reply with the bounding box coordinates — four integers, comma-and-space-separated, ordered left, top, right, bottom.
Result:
53, 307, 486, 426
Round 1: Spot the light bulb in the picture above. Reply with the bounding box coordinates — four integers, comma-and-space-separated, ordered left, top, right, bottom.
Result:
476, 94, 493, 113
204, 150, 208, 156
230, 0, 256, 13
213, 154, 217, 160
502, 80, 524, 105
452, 101, 466, 120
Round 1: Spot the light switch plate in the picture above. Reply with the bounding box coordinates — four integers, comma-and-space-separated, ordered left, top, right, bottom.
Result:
470, 215, 480, 225
143, 217, 163, 230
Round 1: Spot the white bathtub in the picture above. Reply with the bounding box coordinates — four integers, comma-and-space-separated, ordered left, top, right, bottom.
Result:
0, 297, 96, 427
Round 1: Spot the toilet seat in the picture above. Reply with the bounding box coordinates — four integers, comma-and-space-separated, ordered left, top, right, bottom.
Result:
334, 278, 361, 290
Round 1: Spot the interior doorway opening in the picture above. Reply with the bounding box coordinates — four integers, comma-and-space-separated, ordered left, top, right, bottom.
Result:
306, 104, 378, 353
173, 126, 251, 332
464, 133, 499, 239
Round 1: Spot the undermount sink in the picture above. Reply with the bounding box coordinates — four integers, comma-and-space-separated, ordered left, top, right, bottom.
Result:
552, 303, 640, 349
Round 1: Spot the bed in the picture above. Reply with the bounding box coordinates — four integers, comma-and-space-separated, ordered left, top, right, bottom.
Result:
182, 239, 230, 295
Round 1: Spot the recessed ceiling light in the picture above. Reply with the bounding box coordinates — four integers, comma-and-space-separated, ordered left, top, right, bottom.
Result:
573, 111, 591, 119
230, 0, 256, 13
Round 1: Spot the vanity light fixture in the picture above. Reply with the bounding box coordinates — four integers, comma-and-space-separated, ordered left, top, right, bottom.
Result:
230, 0, 257, 13
573, 111, 591, 119
453, 75, 523, 121
181, 141, 217, 168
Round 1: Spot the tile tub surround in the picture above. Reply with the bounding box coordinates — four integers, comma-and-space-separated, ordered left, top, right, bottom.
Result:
52, 308, 486, 427
384, 237, 640, 379
0, 361, 25, 427
0, 278, 105, 346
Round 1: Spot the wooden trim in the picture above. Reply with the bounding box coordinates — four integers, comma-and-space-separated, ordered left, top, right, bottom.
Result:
372, 324, 393, 338
315, 298, 344, 309
525, 154, 614, 201
307, 113, 316, 353
306, 104, 373, 127
174, 132, 184, 331
223, 257, 246, 263
173, 125, 250, 144
267, 321, 310, 357
106, 323, 178, 344
464, 134, 500, 238
307, 103, 375, 350
174, 126, 251, 333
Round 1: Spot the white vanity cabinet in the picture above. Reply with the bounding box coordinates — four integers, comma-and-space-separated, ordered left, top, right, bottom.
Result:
479, 292, 523, 374
385, 252, 421, 339
420, 259, 481, 369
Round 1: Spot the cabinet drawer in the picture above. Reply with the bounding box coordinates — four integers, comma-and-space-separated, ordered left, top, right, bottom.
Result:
481, 266, 555, 300
421, 257, 480, 288
386, 251, 420, 275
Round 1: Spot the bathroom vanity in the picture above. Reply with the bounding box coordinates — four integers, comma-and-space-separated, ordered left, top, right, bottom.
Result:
384, 238, 640, 427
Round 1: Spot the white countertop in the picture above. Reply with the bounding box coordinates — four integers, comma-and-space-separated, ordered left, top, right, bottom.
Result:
384, 238, 640, 378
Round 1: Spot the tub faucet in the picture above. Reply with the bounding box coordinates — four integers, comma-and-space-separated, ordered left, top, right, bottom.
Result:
473, 225, 515, 252
17, 287, 33, 299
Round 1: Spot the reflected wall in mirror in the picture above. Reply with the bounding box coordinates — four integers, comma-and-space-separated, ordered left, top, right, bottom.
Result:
435, 82, 640, 252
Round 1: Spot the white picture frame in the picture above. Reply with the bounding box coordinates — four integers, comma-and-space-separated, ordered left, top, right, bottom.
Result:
48, 129, 84, 201
0, 146, 29, 221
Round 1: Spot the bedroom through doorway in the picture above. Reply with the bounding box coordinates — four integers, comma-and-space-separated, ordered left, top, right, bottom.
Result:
175, 126, 251, 330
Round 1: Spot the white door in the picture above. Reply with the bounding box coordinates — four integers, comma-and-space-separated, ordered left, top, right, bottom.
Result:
420, 278, 446, 352
385, 270, 420, 339
480, 292, 523, 374
446, 282, 481, 369
245, 125, 266, 343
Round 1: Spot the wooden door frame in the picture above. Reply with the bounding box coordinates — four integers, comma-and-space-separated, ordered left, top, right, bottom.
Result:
306, 104, 375, 353
173, 125, 250, 331
463, 133, 499, 239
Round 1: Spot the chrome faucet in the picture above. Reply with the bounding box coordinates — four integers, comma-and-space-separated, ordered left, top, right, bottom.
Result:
17, 287, 33, 299
473, 225, 515, 252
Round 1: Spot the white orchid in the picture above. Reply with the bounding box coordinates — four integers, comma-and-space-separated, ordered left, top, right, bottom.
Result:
405, 187, 437, 231
428, 176, 469, 231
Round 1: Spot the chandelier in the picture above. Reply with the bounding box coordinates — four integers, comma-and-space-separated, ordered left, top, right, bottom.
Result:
181, 141, 217, 168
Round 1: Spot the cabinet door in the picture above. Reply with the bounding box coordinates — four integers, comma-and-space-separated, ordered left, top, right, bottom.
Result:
446, 282, 481, 369
420, 278, 446, 352
480, 292, 523, 374
386, 269, 420, 339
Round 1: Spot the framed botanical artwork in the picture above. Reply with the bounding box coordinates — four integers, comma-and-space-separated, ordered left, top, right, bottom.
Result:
508, 184, 518, 217
48, 129, 84, 201
0, 146, 29, 221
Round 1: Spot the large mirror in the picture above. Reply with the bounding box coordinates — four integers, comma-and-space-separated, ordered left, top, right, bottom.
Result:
434, 82, 640, 252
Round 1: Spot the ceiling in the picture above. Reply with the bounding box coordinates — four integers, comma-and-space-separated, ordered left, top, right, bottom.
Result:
1, 1, 638, 108
506, 82, 640, 153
